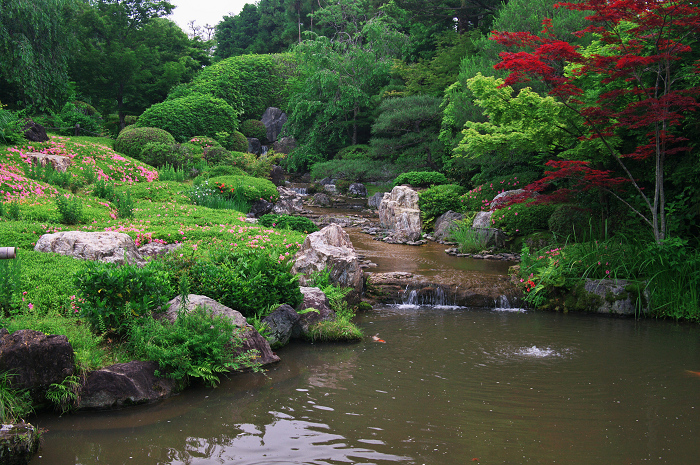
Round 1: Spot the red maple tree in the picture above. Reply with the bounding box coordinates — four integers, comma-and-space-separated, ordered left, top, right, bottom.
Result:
491, 0, 700, 242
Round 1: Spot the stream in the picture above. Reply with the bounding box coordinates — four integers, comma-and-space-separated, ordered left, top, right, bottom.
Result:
28, 207, 700, 464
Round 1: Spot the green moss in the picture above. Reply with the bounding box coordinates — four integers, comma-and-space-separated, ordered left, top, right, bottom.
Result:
307, 320, 363, 342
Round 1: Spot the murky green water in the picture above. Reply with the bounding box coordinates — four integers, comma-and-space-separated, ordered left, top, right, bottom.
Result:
31, 306, 700, 464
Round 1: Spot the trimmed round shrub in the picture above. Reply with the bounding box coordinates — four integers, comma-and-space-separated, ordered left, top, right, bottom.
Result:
548, 205, 592, 240
136, 94, 239, 142
114, 127, 176, 159
393, 171, 448, 188
206, 165, 246, 177
139, 142, 177, 168
203, 146, 233, 166
418, 184, 467, 228
209, 175, 279, 203
218, 130, 248, 153
492, 201, 556, 236
188, 136, 221, 150
258, 214, 319, 234
239, 119, 267, 142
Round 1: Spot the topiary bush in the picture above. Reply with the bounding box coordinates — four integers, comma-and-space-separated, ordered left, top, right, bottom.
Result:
239, 119, 267, 142
114, 127, 176, 159
136, 94, 239, 143
217, 130, 248, 153
139, 142, 178, 168
393, 171, 448, 188
203, 146, 233, 166
188, 136, 221, 151
418, 184, 467, 228
491, 201, 556, 236
208, 175, 279, 204
258, 214, 319, 234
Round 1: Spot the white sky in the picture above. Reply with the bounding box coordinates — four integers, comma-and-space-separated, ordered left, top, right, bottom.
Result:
168, 0, 251, 32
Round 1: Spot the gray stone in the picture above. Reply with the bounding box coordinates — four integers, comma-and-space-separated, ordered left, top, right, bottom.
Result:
34, 231, 146, 266
291, 224, 363, 299
0, 330, 75, 403
319, 177, 333, 185
78, 361, 178, 410
247, 137, 261, 155
272, 136, 297, 154
378, 186, 421, 242
472, 228, 506, 248
261, 107, 287, 142
472, 211, 493, 229
490, 189, 528, 209
292, 287, 336, 339
433, 210, 464, 241
137, 242, 181, 259
22, 119, 48, 143
269, 165, 285, 186
368, 192, 385, 209
262, 304, 300, 348
348, 183, 367, 197
272, 186, 304, 215
248, 199, 273, 218
0, 422, 40, 465
581, 279, 648, 316
312, 192, 331, 206
23, 152, 71, 172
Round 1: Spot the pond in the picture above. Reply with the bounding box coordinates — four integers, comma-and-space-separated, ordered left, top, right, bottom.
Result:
31, 304, 700, 464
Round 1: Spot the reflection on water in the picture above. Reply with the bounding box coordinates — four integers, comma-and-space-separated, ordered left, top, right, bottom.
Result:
32, 307, 700, 465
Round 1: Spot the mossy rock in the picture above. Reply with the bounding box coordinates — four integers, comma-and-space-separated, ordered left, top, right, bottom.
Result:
0, 422, 40, 465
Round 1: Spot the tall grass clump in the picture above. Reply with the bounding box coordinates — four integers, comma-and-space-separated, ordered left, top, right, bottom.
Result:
450, 221, 490, 254
305, 268, 363, 342
0, 372, 33, 423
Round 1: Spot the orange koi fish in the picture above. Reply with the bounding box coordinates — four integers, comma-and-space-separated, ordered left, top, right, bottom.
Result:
371, 334, 386, 343
686, 370, 700, 377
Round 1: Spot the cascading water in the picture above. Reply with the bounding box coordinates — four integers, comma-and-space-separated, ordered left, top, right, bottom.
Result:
494, 294, 526, 312
398, 284, 457, 307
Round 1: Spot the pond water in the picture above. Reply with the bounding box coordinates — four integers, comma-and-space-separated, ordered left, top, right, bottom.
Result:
31, 306, 700, 464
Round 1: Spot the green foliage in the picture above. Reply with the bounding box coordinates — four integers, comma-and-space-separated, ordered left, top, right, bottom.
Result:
310, 158, 400, 183
0, 372, 33, 423
129, 306, 260, 386
205, 165, 247, 178
239, 119, 267, 142
45, 375, 80, 414
216, 130, 248, 153
548, 205, 593, 241
0, 256, 21, 316
139, 142, 177, 168
75, 261, 173, 336
187, 136, 221, 150
189, 181, 250, 213
458, 172, 540, 211
304, 268, 362, 342
449, 218, 492, 254
136, 94, 239, 143
114, 126, 176, 159
335, 179, 351, 194
258, 214, 319, 234
187, 249, 302, 318
55, 193, 83, 224
0, 108, 25, 145
208, 175, 279, 204
202, 146, 232, 166
336, 144, 370, 160
23, 162, 80, 192
491, 202, 556, 236
58, 101, 104, 136
393, 171, 448, 188
418, 184, 467, 228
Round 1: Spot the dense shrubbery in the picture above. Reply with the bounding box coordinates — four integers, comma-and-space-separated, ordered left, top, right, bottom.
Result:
0, 108, 25, 145
458, 172, 541, 211
137, 94, 239, 142
418, 184, 467, 228
187, 250, 302, 317
114, 127, 176, 159
393, 171, 448, 187
239, 119, 267, 142
217, 130, 248, 153
491, 201, 555, 236
57, 101, 103, 136
74, 261, 173, 336
203, 146, 232, 166
311, 158, 399, 182
258, 214, 319, 233
548, 205, 593, 241
208, 175, 279, 204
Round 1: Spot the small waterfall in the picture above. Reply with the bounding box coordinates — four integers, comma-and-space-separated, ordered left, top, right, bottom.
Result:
399, 285, 456, 307
261, 146, 269, 155
290, 187, 308, 195
494, 294, 526, 312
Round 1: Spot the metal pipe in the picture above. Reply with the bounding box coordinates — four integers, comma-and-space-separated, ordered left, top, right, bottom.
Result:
0, 247, 17, 260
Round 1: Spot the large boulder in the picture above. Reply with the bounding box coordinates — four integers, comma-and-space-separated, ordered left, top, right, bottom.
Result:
261, 304, 300, 348
272, 186, 304, 215
433, 210, 464, 241
248, 199, 274, 218
78, 361, 178, 410
0, 329, 75, 403
269, 165, 285, 186
261, 107, 287, 142
137, 242, 181, 259
311, 192, 331, 206
34, 231, 146, 266
490, 189, 528, 209
472, 211, 493, 229
348, 183, 367, 197
163, 295, 279, 365
292, 287, 336, 339
368, 192, 385, 209
291, 224, 363, 298
580, 279, 648, 316
22, 119, 48, 143
379, 186, 421, 242
23, 152, 71, 172
247, 137, 261, 155
272, 136, 297, 154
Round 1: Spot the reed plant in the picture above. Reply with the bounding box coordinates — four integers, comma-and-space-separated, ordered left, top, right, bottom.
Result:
449, 222, 489, 254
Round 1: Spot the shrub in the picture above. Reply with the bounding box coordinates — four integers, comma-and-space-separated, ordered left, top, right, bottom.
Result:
114, 126, 176, 159
136, 94, 239, 143
459, 171, 541, 212
203, 146, 232, 166
188, 136, 221, 150
58, 101, 103, 136
216, 130, 248, 153
128, 306, 260, 386
393, 171, 448, 188
418, 184, 467, 228
0, 372, 33, 423
187, 250, 302, 318
139, 142, 178, 168
75, 261, 173, 336
239, 119, 267, 142
0, 108, 26, 145
491, 201, 556, 236
206, 165, 246, 177
55, 194, 83, 225
23, 162, 72, 190
209, 175, 279, 204
310, 158, 399, 183
258, 214, 319, 234
336, 144, 371, 160
548, 205, 593, 241
335, 179, 351, 194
